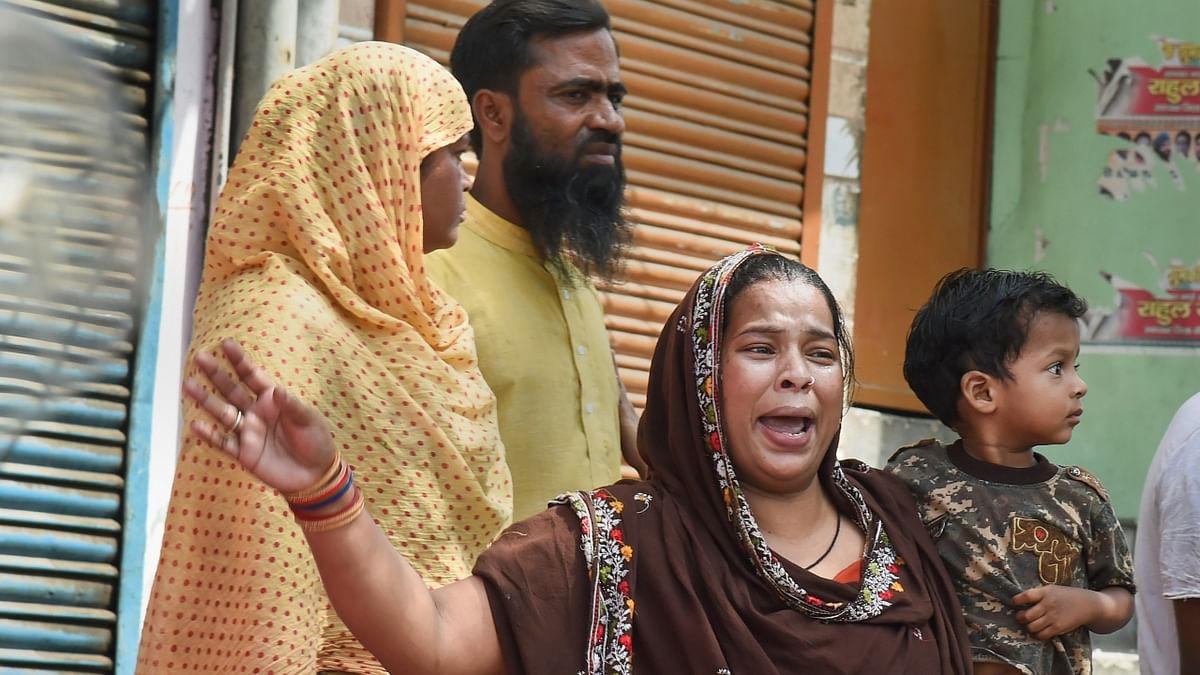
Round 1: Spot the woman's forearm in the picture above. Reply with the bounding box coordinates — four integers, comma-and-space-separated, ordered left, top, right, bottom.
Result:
304, 513, 503, 675
305, 512, 441, 670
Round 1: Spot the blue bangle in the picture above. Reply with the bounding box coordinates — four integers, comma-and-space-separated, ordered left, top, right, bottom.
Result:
292, 471, 355, 512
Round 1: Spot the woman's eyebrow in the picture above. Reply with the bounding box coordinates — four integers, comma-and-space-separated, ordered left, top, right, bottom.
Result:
733, 323, 836, 341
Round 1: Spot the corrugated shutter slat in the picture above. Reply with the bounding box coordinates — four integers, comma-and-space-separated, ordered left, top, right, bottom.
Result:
0, 0, 154, 670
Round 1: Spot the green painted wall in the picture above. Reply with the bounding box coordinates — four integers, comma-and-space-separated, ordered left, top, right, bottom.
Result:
990, 1, 1200, 519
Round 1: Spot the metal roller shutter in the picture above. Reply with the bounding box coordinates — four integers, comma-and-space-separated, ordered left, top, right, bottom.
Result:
395, 0, 814, 411
0, 0, 154, 671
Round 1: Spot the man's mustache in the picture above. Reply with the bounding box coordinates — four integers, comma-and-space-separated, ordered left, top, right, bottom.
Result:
575, 131, 623, 162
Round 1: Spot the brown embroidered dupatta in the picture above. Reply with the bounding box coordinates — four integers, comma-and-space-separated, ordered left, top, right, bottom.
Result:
474, 246, 971, 674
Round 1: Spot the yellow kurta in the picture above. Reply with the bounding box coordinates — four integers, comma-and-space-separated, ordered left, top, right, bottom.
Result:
136, 43, 511, 674
426, 196, 621, 520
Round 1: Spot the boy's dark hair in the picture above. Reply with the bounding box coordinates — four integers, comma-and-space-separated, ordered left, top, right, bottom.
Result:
450, 0, 612, 155
903, 268, 1087, 427
722, 253, 855, 391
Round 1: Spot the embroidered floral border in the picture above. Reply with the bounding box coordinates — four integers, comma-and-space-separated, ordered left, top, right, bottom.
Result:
557, 490, 635, 675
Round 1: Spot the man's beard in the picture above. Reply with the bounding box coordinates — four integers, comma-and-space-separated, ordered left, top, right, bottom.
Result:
503, 110, 631, 284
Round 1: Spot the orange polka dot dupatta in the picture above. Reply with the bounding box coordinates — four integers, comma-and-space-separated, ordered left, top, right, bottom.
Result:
136, 43, 512, 674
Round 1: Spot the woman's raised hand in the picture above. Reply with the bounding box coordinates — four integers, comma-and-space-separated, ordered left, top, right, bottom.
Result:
184, 339, 336, 493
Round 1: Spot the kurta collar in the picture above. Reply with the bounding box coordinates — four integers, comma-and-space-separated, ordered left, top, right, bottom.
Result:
464, 194, 538, 258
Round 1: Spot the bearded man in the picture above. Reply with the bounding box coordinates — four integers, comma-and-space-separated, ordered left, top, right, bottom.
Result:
426, 0, 644, 520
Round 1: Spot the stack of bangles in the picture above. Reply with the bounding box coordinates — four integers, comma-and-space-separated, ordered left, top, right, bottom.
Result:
283, 451, 365, 532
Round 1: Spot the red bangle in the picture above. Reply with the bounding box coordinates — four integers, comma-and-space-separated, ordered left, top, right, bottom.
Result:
295, 486, 365, 533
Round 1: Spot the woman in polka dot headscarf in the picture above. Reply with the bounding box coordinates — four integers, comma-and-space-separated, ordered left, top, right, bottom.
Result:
136, 42, 512, 674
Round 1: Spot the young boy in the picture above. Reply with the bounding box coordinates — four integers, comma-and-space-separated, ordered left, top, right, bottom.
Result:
885, 269, 1135, 675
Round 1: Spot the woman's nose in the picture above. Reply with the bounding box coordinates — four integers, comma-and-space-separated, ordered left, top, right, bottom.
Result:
778, 357, 812, 390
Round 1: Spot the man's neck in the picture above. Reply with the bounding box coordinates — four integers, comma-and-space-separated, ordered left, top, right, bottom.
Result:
470, 165, 524, 230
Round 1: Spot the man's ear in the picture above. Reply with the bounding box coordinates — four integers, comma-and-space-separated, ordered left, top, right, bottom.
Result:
472, 89, 512, 147
960, 370, 999, 415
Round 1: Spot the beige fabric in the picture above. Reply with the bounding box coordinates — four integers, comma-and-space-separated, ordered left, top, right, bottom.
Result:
136, 42, 511, 674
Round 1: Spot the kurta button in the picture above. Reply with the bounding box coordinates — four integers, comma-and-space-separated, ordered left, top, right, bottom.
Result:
576, 345, 586, 355
585, 403, 594, 414
562, 289, 571, 300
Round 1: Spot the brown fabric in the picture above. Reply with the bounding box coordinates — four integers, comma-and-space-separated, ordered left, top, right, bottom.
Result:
475, 247, 971, 674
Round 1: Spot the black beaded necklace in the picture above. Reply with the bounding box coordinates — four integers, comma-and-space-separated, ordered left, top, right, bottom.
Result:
802, 514, 842, 570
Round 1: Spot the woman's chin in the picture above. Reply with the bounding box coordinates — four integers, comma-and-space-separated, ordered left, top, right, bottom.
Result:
740, 465, 822, 499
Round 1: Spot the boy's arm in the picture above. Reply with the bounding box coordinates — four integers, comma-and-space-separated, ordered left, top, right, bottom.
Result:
1072, 467, 1136, 631
1086, 586, 1134, 633
1013, 585, 1133, 639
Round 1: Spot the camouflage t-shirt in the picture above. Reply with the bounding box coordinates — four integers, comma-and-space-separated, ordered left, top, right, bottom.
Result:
885, 439, 1135, 675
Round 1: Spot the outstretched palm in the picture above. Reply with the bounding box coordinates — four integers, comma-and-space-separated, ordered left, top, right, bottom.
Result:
184, 339, 336, 493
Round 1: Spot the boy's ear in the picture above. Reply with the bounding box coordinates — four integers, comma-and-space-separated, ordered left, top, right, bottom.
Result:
472, 89, 513, 148
960, 370, 999, 415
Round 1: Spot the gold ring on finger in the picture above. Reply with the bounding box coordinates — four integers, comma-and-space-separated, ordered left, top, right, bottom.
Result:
230, 408, 244, 433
